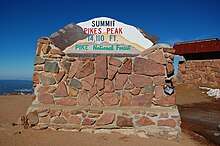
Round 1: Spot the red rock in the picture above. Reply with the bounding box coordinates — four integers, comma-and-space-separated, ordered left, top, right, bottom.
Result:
166, 63, 174, 76
105, 79, 114, 93
96, 79, 104, 90
90, 96, 104, 107
152, 76, 165, 85
131, 110, 142, 114
116, 116, 133, 127
76, 61, 94, 79
158, 119, 176, 127
54, 82, 68, 97
69, 61, 81, 78
82, 118, 96, 125
95, 55, 107, 79
33, 72, 40, 84
61, 111, 70, 118
70, 110, 84, 115
118, 58, 132, 74
134, 57, 165, 76
34, 66, 43, 71
155, 86, 164, 98
109, 57, 122, 67
159, 113, 169, 118
82, 74, 95, 86
51, 117, 67, 124
96, 113, 115, 126
50, 49, 65, 56
82, 81, 92, 90
55, 97, 77, 106
108, 65, 118, 80
55, 71, 65, 83
153, 93, 176, 107
148, 50, 166, 65
37, 86, 56, 93
147, 113, 158, 117
130, 88, 141, 95
141, 47, 157, 56
39, 93, 54, 104
69, 116, 82, 125
136, 116, 155, 126
163, 48, 175, 53
69, 87, 79, 97
78, 90, 90, 106
129, 75, 152, 88
89, 85, 98, 98
132, 94, 153, 107
98, 89, 105, 97
100, 93, 120, 106
115, 74, 128, 90
124, 81, 135, 90
120, 91, 132, 106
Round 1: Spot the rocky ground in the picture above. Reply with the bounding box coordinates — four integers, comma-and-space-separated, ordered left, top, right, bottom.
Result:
0, 83, 220, 145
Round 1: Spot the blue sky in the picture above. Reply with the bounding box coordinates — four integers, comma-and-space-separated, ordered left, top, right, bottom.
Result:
0, 0, 219, 80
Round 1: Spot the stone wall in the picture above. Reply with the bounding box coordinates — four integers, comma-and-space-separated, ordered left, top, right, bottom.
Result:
28, 37, 181, 139
178, 60, 220, 87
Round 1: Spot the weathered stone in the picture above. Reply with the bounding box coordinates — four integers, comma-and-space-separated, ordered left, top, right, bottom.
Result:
89, 85, 98, 98
90, 96, 104, 107
51, 117, 67, 124
96, 79, 104, 90
120, 91, 132, 106
55, 71, 65, 83
34, 56, 45, 65
141, 86, 155, 94
153, 76, 165, 85
129, 75, 152, 88
130, 88, 141, 95
76, 61, 94, 79
49, 23, 88, 51
100, 93, 120, 106
136, 116, 155, 126
132, 94, 153, 107
134, 57, 165, 76
36, 43, 42, 56
33, 72, 40, 84
69, 87, 79, 97
148, 50, 166, 65
38, 93, 54, 104
37, 86, 56, 93
158, 119, 176, 127
98, 89, 105, 97
147, 113, 158, 117
69, 78, 81, 89
118, 58, 132, 74
108, 65, 118, 80
69, 116, 82, 125
82, 118, 95, 125
27, 110, 39, 126
95, 55, 107, 79
44, 62, 59, 74
153, 93, 176, 107
63, 61, 71, 72
69, 61, 81, 78
159, 113, 169, 118
105, 79, 114, 93
124, 80, 135, 90
166, 63, 174, 76
40, 72, 56, 85
83, 74, 95, 86
163, 48, 175, 53
115, 74, 128, 90
155, 86, 164, 98
54, 82, 68, 97
78, 90, 90, 106
82, 81, 92, 91
141, 47, 157, 56
96, 113, 115, 126
117, 116, 133, 127
34, 66, 43, 71
55, 98, 77, 106
50, 49, 65, 56
42, 44, 49, 54
109, 57, 122, 67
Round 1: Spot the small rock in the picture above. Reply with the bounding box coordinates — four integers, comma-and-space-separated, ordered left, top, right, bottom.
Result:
214, 132, 220, 137
44, 62, 59, 74
27, 110, 39, 126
